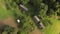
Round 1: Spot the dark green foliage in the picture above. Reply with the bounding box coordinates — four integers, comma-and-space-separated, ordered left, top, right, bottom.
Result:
4, 25, 14, 32
38, 3, 48, 17
57, 12, 60, 16
2, 25, 14, 34
46, 9, 55, 16
17, 31, 21, 34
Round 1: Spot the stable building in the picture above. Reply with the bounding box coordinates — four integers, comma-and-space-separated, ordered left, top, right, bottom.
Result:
33, 16, 45, 29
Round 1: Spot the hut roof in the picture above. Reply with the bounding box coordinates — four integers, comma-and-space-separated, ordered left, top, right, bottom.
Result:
19, 4, 28, 11
33, 16, 40, 23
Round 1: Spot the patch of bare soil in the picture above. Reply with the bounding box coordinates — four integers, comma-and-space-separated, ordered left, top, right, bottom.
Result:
30, 28, 44, 34
52, 16, 58, 19
3, 17, 18, 28
0, 21, 5, 27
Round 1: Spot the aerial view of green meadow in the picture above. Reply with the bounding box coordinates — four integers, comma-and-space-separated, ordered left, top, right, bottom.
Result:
0, 0, 60, 34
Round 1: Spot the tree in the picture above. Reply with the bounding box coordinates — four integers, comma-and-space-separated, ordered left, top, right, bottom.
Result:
38, 3, 48, 17
3, 25, 14, 34
46, 9, 56, 16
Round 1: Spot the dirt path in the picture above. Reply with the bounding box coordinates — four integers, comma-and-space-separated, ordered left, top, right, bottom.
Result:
3, 17, 18, 28
30, 28, 44, 34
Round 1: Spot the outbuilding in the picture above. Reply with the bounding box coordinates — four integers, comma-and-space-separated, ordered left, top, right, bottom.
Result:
33, 16, 45, 29
19, 4, 28, 12
33, 16, 40, 23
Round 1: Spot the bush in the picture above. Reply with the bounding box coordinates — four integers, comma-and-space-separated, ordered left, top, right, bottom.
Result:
3, 25, 14, 34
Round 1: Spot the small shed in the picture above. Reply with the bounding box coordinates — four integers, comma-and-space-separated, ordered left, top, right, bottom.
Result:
19, 4, 28, 12
33, 16, 45, 29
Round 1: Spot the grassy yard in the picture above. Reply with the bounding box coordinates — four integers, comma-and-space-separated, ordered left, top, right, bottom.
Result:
0, 0, 7, 19
0, 0, 15, 20
42, 17, 60, 34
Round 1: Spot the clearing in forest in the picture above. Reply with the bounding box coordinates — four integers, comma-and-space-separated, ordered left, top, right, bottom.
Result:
2, 17, 18, 28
